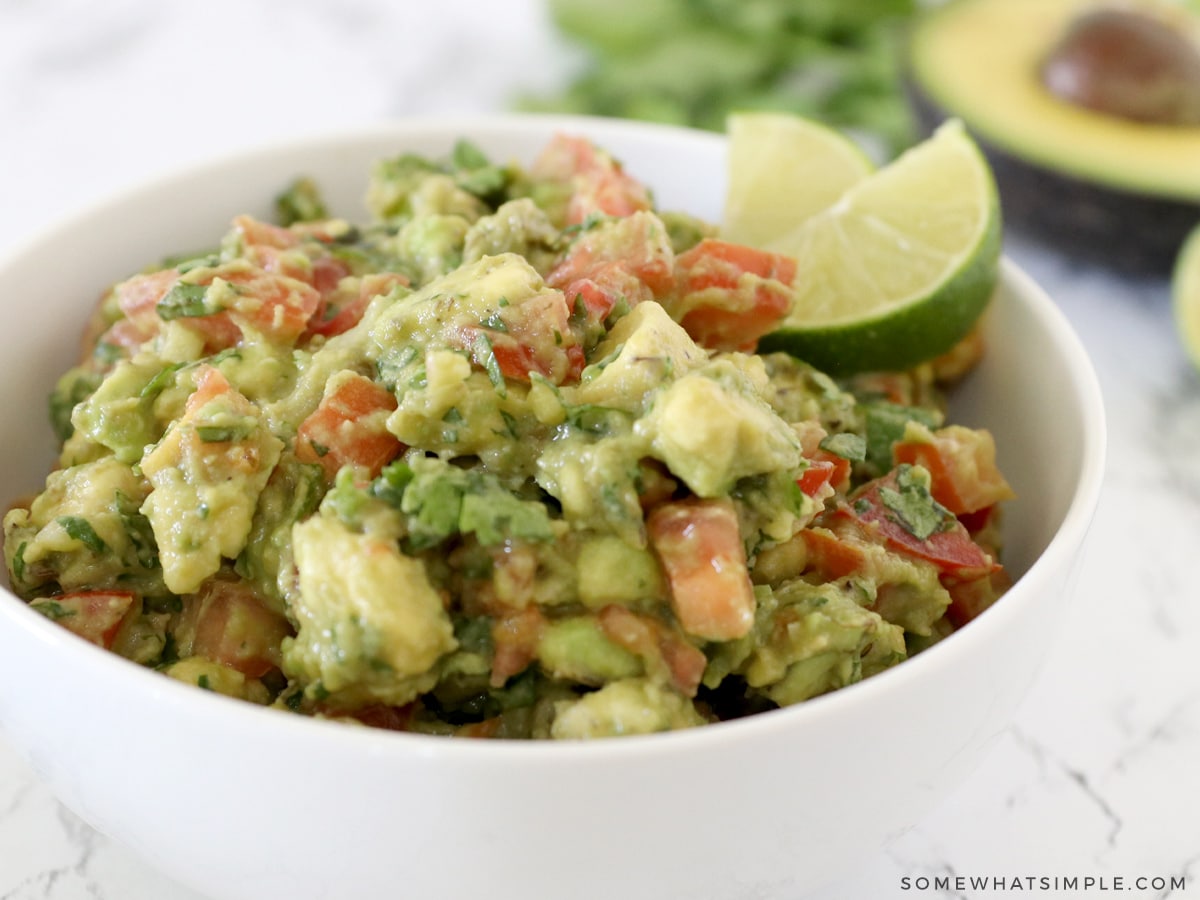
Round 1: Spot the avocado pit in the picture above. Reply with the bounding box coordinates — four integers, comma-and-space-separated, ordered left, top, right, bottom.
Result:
906, 0, 1200, 273
1041, 7, 1200, 126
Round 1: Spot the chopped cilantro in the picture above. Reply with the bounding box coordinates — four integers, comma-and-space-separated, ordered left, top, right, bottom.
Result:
275, 176, 328, 226
175, 253, 221, 275
498, 409, 520, 439
156, 282, 215, 320
580, 342, 624, 381
450, 141, 508, 200
116, 490, 159, 571
565, 404, 630, 436
31, 599, 75, 622
376, 344, 419, 390
12, 542, 27, 584
480, 310, 509, 332
569, 293, 588, 327
473, 332, 507, 398
143, 594, 182, 614
365, 458, 555, 550
819, 432, 867, 462
93, 341, 123, 367
862, 401, 942, 477
878, 464, 954, 541
195, 423, 252, 443
139, 363, 184, 401
454, 614, 494, 656
451, 139, 490, 170
56, 516, 107, 553
48, 368, 103, 442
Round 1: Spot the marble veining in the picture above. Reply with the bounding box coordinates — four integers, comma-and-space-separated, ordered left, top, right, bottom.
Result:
3, 1, 1199, 898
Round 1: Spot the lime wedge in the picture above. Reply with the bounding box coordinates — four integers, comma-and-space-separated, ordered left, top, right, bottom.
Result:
721, 112, 874, 250
1174, 222, 1200, 372
758, 119, 1002, 375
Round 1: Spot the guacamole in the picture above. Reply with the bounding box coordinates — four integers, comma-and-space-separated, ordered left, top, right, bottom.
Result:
2, 134, 1014, 739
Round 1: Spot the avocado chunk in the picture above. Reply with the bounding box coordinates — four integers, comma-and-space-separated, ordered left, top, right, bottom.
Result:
549, 677, 706, 739
906, 0, 1200, 273
284, 515, 458, 708
636, 359, 801, 498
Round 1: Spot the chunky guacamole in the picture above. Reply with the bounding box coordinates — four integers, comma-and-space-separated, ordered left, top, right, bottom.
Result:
2, 134, 1013, 738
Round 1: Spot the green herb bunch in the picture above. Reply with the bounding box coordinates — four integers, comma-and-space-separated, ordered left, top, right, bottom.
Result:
523, 0, 920, 156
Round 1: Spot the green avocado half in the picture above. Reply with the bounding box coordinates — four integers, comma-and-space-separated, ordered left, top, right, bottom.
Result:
906, 0, 1200, 274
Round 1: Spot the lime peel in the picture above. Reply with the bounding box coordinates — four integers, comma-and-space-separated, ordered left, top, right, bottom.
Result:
1173, 222, 1200, 373
721, 112, 874, 250
758, 119, 1002, 376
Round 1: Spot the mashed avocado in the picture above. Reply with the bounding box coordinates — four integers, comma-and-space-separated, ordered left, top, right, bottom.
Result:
3, 135, 1014, 739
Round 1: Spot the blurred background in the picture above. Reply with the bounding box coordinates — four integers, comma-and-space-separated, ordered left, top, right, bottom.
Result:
523, 0, 919, 156
0, 0, 920, 247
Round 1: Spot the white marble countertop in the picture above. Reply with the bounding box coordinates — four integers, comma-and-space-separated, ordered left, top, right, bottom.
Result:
2, 2, 1198, 898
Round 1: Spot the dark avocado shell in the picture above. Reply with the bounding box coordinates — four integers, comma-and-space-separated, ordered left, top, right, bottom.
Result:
905, 0, 1200, 275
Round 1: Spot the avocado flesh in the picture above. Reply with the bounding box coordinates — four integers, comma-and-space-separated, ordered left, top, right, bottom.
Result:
907, 0, 1200, 273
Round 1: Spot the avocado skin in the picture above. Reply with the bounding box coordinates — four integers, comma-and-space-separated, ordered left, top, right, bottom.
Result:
905, 77, 1200, 276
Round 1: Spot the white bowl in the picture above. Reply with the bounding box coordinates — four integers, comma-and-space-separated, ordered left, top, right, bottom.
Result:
0, 116, 1105, 900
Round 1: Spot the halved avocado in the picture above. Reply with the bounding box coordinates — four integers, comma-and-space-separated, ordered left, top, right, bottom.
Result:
906, 0, 1200, 274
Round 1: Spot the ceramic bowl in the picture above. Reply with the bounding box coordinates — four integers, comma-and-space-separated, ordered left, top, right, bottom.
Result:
0, 116, 1105, 900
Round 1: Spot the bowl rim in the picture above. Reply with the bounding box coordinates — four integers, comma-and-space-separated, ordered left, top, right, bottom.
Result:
0, 115, 1107, 763
0, 113, 727, 275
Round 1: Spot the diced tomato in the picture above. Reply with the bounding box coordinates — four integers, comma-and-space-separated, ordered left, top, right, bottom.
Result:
310, 256, 351, 295
31, 590, 136, 649
547, 212, 676, 299
247, 244, 350, 290
454, 289, 584, 386
187, 364, 235, 414
308, 271, 408, 338
490, 605, 545, 687
216, 268, 322, 344
339, 704, 414, 732
456, 325, 552, 384
797, 459, 838, 498
556, 263, 656, 332
457, 718, 504, 739
676, 239, 797, 290
531, 133, 600, 181
957, 504, 995, 535
115, 269, 179, 335
635, 460, 678, 510
100, 317, 157, 355
646, 497, 756, 641
671, 239, 796, 351
295, 373, 402, 481
151, 366, 266, 479
800, 527, 868, 580
566, 277, 621, 324
817, 450, 853, 492
489, 331, 546, 380
790, 423, 852, 496
892, 425, 1014, 515
120, 275, 235, 351
116, 263, 321, 351
930, 326, 986, 383
531, 134, 653, 225
837, 471, 999, 579
232, 214, 301, 251
945, 569, 1012, 628
178, 580, 292, 678
597, 604, 707, 697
